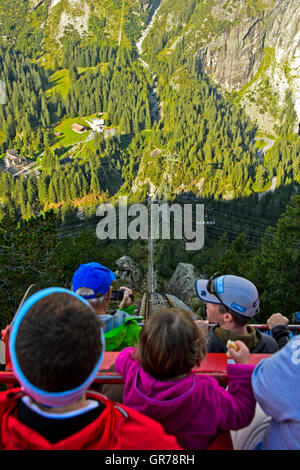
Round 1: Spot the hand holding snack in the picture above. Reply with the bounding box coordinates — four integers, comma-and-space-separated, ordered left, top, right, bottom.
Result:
226, 340, 239, 354
226, 340, 250, 364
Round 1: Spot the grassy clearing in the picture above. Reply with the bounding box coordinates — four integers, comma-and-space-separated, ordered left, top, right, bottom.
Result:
46, 64, 109, 99
46, 69, 71, 99
77, 63, 109, 75
70, 139, 94, 161
52, 112, 107, 149
52, 116, 91, 148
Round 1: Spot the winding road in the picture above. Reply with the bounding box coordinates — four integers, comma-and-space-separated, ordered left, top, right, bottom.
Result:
254, 137, 275, 163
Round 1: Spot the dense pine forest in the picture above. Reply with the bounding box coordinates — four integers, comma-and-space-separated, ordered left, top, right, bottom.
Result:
0, 0, 299, 327
1, 40, 298, 219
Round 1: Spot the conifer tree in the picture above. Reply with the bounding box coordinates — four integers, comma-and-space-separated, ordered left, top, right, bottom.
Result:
90, 172, 101, 194
246, 196, 300, 320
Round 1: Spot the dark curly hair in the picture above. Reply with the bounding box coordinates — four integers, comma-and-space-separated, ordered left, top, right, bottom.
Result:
15, 292, 103, 392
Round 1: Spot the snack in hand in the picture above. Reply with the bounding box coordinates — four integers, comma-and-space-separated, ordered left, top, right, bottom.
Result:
226, 340, 239, 357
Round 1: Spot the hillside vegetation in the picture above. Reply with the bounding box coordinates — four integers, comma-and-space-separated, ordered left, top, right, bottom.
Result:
0, 0, 299, 324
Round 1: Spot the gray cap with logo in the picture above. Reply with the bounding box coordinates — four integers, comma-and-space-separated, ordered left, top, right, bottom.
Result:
195, 275, 259, 318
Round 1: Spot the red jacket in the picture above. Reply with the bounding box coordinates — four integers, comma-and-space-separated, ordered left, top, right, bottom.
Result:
0, 388, 182, 450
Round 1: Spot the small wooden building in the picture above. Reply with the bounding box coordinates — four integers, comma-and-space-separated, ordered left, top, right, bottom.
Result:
72, 123, 88, 133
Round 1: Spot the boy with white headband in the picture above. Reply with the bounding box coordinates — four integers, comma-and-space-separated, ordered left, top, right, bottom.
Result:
0, 288, 181, 450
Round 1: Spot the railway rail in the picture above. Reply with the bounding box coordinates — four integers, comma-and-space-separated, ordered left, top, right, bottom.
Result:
140, 292, 176, 319
141, 196, 178, 320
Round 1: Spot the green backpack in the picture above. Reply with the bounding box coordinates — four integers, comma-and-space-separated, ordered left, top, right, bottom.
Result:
104, 316, 143, 351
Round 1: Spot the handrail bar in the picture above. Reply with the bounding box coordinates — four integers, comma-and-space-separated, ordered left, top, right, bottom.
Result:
0, 353, 271, 388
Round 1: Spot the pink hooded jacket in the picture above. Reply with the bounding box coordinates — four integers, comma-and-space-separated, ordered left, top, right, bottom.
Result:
115, 347, 256, 449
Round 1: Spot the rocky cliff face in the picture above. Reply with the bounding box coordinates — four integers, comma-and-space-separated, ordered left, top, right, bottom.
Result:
264, 0, 300, 125
143, 0, 300, 134
192, 1, 298, 90
197, 2, 267, 92
198, 0, 300, 132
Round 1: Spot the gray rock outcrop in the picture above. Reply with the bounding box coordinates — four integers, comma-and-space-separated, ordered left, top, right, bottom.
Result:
166, 262, 205, 311
115, 255, 143, 291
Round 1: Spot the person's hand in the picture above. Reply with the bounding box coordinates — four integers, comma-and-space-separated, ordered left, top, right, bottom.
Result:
227, 340, 250, 364
119, 286, 134, 309
195, 319, 209, 335
267, 313, 289, 330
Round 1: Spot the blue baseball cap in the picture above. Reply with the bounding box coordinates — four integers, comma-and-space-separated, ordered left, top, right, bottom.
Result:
72, 262, 116, 299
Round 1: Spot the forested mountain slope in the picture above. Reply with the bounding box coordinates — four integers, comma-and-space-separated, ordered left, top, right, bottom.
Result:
0, 0, 160, 64
0, 0, 298, 211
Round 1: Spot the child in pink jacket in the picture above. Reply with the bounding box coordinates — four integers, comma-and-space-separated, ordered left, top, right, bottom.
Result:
115, 307, 256, 450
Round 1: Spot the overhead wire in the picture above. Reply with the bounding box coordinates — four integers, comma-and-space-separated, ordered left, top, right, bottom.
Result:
56, 206, 263, 247
57, 202, 268, 235
158, 210, 264, 240
1, 206, 264, 241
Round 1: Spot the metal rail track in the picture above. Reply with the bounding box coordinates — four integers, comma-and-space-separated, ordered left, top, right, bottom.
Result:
139, 292, 176, 319
141, 195, 177, 320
